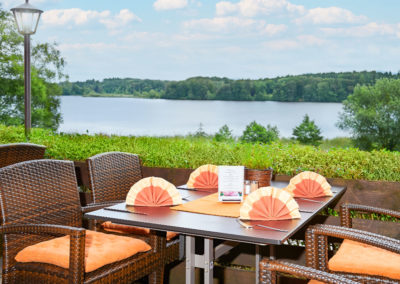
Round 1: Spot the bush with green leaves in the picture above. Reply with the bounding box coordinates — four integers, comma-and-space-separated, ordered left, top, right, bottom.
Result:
193, 123, 208, 138
2, 124, 400, 182
214, 124, 234, 142
240, 121, 279, 144
292, 114, 323, 146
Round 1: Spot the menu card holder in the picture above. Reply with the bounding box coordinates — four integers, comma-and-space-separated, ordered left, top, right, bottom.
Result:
218, 166, 245, 202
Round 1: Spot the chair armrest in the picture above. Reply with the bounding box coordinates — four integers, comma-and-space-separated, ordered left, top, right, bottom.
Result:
340, 203, 400, 228
305, 224, 400, 271
0, 223, 85, 236
0, 224, 86, 283
260, 259, 360, 284
81, 201, 123, 213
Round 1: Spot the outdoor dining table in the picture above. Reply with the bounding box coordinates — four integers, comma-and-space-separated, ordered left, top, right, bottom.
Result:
85, 181, 346, 284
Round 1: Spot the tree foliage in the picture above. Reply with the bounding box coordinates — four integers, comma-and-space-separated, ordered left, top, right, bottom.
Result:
61, 72, 400, 102
338, 78, 400, 151
292, 114, 323, 146
240, 121, 279, 144
0, 6, 66, 130
214, 124, 233, 142
193, 123, 208, 138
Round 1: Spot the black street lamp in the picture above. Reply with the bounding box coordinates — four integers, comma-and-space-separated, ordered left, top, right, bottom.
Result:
11, 0, 43, 138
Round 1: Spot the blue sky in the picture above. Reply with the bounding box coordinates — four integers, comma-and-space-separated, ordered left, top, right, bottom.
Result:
4, 0, 400, 81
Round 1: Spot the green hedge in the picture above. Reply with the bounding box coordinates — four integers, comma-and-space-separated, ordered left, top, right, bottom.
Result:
1, 125, 400, 182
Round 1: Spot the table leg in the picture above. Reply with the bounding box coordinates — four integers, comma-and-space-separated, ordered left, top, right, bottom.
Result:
186, 236, 195, 284
255, 245, 260, 284
269, 245, 276, 260
204, 238, 214, 284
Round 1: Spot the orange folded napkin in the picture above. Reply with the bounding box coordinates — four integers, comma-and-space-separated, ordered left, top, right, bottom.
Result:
126, 177, 182, 206
240, 187, 301, 221
284, 171, 332, 198
186, 164, 218, 189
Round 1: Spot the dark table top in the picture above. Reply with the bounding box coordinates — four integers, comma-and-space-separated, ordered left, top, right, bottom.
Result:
85, 181, 346, 245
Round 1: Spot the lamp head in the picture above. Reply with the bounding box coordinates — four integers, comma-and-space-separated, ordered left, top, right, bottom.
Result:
11, 1, 43, 35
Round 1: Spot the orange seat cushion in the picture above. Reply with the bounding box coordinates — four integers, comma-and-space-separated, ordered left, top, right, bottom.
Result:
308, 280, 324, 284
102, 221, 178, 241
15, 230, 151, 273
329, 239, 400, 280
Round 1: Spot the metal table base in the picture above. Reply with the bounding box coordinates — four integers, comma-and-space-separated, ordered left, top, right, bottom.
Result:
185, 236, 270, 284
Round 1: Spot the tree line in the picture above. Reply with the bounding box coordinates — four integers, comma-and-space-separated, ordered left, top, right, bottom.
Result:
61, 71, 400, 102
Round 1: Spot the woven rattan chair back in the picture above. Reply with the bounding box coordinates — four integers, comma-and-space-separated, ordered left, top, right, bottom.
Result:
87, 152, 142, 203
0, 143, 46, 168
0, 159, 82, 275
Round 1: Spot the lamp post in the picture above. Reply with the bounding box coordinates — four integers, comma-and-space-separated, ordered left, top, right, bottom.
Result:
11, 0, 43, 138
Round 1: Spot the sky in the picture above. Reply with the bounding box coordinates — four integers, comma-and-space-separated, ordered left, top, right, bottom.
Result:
3, 0, 400, 82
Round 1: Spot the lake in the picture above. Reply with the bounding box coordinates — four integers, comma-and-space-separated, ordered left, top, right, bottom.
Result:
59, 96, 348, 138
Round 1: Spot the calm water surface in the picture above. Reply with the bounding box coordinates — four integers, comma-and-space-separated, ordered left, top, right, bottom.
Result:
59, 96, 347, 138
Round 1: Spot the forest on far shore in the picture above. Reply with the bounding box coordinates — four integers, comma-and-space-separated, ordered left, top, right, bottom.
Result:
60, 71, 400, 102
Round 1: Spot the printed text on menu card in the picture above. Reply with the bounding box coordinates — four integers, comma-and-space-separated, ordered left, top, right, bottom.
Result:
218, 166, 245, 202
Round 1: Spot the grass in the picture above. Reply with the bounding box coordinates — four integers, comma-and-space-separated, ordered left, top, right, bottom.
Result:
1, 124, 400, 182
320, 137, 353, 150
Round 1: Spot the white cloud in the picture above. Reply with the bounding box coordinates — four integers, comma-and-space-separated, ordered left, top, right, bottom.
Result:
184, 16, 287, 37
215, 0, 305, 17
99, 9, 141, 30
42, 9, 109, 26
286, 2, 305, 14
321, 22, 400, 38
42, 8, 141, 30
172, 33, 221, 42
238, 0, 287, 17
263, 24, 287, 35
263, 39, 299, 50
184, 16, 287, 36
296, 34, 326, 46
2, 0, 59, 9
263, 35, 325, 50
184, 16, 258, 32
295, 7, 367, 25
153, 0, 188, 11
59, 42, 119, 51
216, 1, 238, 16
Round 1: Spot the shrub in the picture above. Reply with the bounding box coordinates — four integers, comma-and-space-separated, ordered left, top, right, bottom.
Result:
1, 124, 400, 182
193, 123, 208, 138
240, 121, 279, 144
214, 124, 234, 142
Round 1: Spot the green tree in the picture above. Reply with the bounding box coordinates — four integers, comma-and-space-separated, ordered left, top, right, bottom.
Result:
0, 7, 66, 130
337, 78, 400, 151
214, 124, 233, 142
292, 114, 323, 146
194, 123, 207, 138
240, 121, 279, 144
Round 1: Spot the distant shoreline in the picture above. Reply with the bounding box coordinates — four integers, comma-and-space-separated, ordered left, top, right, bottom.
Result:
60, 71, 399, 103
63, 94, 344, 103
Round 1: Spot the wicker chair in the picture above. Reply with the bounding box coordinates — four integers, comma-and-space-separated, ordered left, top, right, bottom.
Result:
0, 143, 46, 168
0, 159, 165, 284
305, 204, 400, 283
86, 152, 181, 264
259, 259, 360, 284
